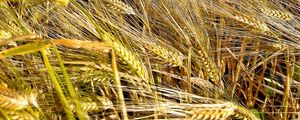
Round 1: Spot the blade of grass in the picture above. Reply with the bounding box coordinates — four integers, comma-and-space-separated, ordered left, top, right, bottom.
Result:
40, 49, 75, 120
53, 45, 86, 120
0, 41, 50, 58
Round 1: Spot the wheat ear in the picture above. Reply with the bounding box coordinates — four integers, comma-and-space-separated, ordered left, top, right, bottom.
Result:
7, 110, 34, 120
75, 68, 113, 83
0, 30, 12, 39
70, 102, 102, 112
102, 34, 149, 81
0, 86, 30, 110
232, 14, 270, 32
55, 0, 70, 6
196, 50, 224, 89
230, 103, 259, 120
260, 8, 293, 21
69, 96, 113, 112
185, 103, 235, 120
104, 0, 136, 15
146, 42, 184, 66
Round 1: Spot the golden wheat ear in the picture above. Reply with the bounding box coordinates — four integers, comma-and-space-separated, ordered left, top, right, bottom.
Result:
145, 42, 184, 66
0, 30, 12, 39
260, 7, 293, 21
75, 68, 113, 84
0, 86, 30, 110
6, 110, 35, 120
195, 50, 224, 89
69, 96, 113, 113
185, 103, 235, 120
54, 0, 70, 6
104, 0, 136, 15
102, 34, 149, 81
230, 103, 260, 120
232, 14, 270, 32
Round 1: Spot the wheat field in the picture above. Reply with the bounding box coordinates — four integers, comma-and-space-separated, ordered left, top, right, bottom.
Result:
0, 0, 299, 120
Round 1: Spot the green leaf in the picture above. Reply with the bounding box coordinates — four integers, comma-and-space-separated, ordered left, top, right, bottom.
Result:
251, 109, 265, 120
0, 41, 50, 58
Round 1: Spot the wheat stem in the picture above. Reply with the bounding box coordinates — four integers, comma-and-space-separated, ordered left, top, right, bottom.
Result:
53, 45, 85, 120
111, 49, 128, 120
40, 49, 75, 120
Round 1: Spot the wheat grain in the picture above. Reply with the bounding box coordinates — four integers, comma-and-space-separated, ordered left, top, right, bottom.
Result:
104, 0, 136, 15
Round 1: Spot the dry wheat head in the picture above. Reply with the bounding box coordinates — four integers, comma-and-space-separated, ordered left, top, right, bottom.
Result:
196, 50, 224, 89
146, 42, 184, 66
102, 33, 149, 81
104, 0, 136, 15
232, 14, 270, 32
260, 7, 293, 21
6, 110, 34, 120
184, 103, 235, 120
0, 86, 30, 110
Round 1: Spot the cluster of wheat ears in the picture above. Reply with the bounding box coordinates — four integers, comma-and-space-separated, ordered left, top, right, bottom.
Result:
0, 0, 299, 119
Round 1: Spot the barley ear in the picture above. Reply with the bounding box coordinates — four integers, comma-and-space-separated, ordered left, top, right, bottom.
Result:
260, 8, 293, 21
104, 0, 136, 15
146, 42, 184, 66
232, 14, 270, 32
102, 34, 149, 81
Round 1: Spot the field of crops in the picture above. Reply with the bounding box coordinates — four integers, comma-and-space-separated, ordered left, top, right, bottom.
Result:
0, 0, 299, 120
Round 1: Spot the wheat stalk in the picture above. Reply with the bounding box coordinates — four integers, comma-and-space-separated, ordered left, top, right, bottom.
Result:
104, 0, 136, 15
